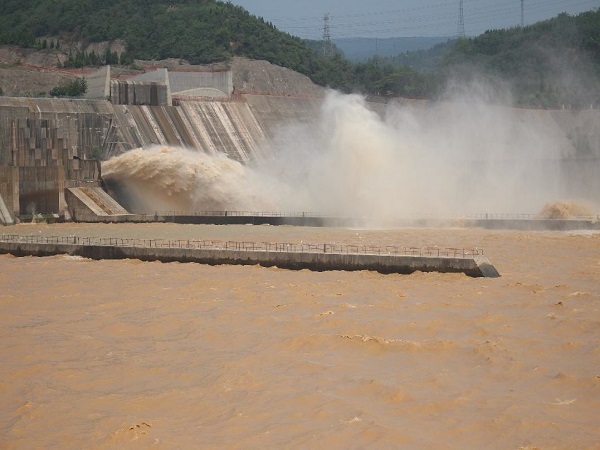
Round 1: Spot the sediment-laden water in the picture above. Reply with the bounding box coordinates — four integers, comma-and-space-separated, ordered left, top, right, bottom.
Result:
1, 223, 599, 448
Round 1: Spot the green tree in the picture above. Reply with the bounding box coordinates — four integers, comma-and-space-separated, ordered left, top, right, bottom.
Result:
50, 78, 87, 97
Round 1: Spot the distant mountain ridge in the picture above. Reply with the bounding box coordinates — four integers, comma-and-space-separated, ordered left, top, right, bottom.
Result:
333, 37, 451, 62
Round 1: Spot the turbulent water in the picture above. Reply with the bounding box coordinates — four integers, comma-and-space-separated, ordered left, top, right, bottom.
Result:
102, 146, 278, 213
1, 223, 599, 448
539, 201, 594, 219
103, 91, 599, 224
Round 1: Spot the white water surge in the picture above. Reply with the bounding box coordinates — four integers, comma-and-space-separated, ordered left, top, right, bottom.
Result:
102, 146, 279, 212
103, 90, 598, 223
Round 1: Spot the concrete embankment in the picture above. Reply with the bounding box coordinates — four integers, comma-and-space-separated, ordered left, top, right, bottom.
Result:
0, 240, 500, 278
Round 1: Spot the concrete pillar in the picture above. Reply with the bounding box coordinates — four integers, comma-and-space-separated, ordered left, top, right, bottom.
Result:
0, 166, 19, 216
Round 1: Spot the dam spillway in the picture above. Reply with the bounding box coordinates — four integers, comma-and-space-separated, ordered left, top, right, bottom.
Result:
1, 78, 600, 223
0, 234, 500, 278
110, 99, 269, 162
0, 78, 331, 222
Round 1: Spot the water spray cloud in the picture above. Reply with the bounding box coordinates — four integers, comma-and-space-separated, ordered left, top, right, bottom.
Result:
103, 89, 598, 224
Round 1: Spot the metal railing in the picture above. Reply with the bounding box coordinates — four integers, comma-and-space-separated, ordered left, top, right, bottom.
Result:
0, 234, 483, 258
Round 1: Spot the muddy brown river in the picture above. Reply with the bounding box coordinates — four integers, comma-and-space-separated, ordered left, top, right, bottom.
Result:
1, 223, 599, 449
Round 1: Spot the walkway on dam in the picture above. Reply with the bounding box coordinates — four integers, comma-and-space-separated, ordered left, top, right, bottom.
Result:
0, 234, 499, 278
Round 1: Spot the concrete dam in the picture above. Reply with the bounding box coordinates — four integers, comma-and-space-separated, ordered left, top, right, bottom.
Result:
0, 62, 599, 225
0, 94, 322, 222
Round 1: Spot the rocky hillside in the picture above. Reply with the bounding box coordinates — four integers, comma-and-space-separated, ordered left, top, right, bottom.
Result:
0, 47, 325, 98
231, 58, 324, 97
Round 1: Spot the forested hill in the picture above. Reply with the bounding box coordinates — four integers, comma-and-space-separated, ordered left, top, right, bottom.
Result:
0, 0, 318, 71
0, 0, 598, 106
385, 9, 600, 106
443, 10, 600, 106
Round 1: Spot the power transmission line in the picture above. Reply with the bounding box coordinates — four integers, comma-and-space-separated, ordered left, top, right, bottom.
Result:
274, 0, 596, 38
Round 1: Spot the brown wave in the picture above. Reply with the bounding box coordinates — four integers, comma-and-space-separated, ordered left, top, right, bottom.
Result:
538, 201, 594, 219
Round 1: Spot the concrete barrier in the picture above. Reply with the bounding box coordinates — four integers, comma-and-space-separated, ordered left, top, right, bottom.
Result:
0, 240, 500, 278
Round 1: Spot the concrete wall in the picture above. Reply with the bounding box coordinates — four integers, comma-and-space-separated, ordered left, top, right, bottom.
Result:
110, 80, 170, 106
0, 98, 111, 214
131, 68, 169, 84
18, 166, 66, 214
0, 240, 499, 278
0, 95, 273, 165
0, 166, 18, 217
84, 65, 111, 100
0, 193, 12, 225
0, 97, 114, 165
0, 92, 337, 169
173, 88, 228, 99
169, 70, 233, 96
66, 186, 129, 222
243, 94, 323, 143
109, 105, 181, 150
131, 68, 232, 98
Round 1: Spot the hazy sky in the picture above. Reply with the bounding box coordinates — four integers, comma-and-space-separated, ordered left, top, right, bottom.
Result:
227, 0, 598, 39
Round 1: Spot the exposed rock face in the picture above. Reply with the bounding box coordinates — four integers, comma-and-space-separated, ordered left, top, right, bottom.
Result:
0, 41, 126, 97
0, 66, 77, 97
0, 40, 126, 68
231, 58, 325, 97
0, 45, 64, 67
